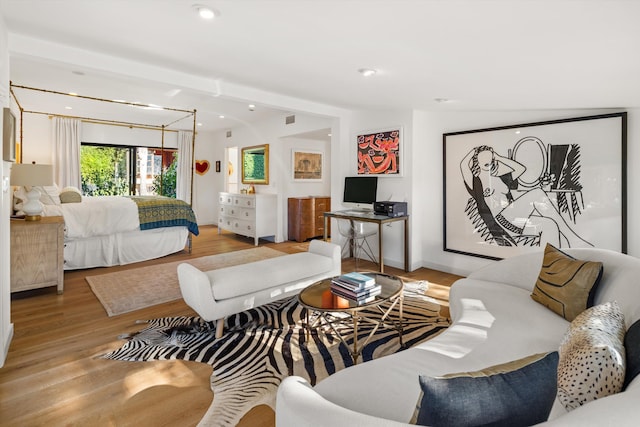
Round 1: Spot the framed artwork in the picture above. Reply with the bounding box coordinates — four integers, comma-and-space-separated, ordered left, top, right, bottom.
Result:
195, 159, 210, 175
292, 150, 323, 181
443, 112, 627, 260
356, 127, 401, 176
3, 108, 16, 162
241, 144, 269, 185
215, 160, 221, 173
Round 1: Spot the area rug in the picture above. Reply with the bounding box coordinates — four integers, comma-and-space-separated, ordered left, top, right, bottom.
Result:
102, 283, 449, 426
86, 247, 287, 316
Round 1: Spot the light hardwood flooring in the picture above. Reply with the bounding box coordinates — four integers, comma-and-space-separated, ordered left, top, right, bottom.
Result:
0, 225, 462, 427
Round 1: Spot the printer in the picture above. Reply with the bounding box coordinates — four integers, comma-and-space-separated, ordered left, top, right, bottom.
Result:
373, 201, 408, 217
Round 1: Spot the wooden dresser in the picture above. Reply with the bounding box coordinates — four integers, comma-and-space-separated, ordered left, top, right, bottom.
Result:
288, 196, 331, 242
10, 216, 65, 294
218, 192, 277, 246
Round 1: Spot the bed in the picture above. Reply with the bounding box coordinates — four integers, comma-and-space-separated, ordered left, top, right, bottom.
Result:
15, 186, 199, 270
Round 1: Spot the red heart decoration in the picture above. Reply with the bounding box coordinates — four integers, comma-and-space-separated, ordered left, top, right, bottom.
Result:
195, 160, 210, 175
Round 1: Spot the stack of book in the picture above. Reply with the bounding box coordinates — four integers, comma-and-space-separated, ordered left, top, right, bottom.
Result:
331, 272, 381, 304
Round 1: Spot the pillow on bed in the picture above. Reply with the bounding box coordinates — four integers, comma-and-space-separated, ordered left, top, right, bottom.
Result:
60, 186, 82, 203
14, 185, 61, 206
34, 185, 61, 205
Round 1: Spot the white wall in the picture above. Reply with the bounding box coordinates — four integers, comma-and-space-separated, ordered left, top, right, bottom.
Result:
209, 112, 333, 242
0, 13, 14, 368
190, 129, 218, 225
412, 108, 637, 276
336, 110, 417, 270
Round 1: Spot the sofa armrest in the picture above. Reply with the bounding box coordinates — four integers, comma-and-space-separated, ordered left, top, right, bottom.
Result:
177, 263, 218, 321
308, 240, 342, 276
276, 376, 410, 427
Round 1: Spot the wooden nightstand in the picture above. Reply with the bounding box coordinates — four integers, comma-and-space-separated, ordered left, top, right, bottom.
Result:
10, 216, 65, 294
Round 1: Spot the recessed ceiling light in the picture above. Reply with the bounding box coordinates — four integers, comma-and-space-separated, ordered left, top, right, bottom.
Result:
65, 106, 73, 110
248, 104, 256, 111
193, 4, 216, 19
218, 115, 225, 119
358, 68, 377, 77
197, 122, 203, 127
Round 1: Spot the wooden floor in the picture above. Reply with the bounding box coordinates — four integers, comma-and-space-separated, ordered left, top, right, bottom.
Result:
0, 226, 463, 427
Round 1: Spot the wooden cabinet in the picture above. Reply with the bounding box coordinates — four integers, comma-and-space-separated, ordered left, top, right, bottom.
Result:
288, 196, 331, 242
218, 192, 277, 246
10, 216, 64, 294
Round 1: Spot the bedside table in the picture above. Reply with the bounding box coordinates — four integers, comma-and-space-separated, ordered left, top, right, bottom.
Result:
10, 216, 65, 294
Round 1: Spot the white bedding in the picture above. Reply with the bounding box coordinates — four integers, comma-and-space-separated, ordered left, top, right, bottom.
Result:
43, 196, 139, 238
63, 226, 189, 270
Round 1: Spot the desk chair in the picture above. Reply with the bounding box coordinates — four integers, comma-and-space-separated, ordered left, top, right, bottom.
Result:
337, 219, 378, 271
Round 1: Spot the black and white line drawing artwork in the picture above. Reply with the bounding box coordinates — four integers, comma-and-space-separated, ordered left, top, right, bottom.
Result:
460, 137, 593, 249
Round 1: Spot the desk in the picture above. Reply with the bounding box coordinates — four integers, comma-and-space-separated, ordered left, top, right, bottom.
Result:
324, 210, 409, 273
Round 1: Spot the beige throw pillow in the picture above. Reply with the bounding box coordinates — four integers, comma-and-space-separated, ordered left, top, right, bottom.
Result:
531, 243, 603, 321
59, 186, 82, 203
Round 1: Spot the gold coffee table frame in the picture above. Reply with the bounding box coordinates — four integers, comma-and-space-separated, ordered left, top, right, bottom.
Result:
298, 272, 404, 364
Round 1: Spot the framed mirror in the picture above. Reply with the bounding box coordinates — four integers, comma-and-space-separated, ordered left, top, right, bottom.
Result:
241, 144, 269, 185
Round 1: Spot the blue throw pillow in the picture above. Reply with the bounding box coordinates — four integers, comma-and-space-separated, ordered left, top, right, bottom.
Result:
413, 352, 559, 427
624, 318, 640, 390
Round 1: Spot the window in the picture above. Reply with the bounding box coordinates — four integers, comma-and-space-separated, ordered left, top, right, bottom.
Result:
80, 143, 177, 197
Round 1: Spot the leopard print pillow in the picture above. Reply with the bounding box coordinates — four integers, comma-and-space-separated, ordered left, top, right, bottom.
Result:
557, 301, 626, 411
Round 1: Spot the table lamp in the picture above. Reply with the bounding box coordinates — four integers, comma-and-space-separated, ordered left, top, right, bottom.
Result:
10, 163, 54, 221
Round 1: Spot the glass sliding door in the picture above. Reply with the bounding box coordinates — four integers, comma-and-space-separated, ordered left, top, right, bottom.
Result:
80, 145, 133, 196
80, 143, 177, 197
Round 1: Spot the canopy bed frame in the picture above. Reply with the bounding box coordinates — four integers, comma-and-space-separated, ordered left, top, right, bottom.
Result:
9, 82, 199, 270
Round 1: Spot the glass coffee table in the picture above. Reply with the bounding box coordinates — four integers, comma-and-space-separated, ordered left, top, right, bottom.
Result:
298, 272, 404, 364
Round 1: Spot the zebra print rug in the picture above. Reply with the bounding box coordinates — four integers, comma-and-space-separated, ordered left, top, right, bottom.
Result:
102, 285, 449, 426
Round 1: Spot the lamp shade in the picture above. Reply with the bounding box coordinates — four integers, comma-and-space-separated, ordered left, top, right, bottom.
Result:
10, 163, 54, 187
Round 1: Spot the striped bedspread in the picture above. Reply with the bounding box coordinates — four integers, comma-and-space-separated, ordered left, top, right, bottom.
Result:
128, 196, 199, 236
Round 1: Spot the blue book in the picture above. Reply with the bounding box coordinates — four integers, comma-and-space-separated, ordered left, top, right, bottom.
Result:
339, 272, 375, 288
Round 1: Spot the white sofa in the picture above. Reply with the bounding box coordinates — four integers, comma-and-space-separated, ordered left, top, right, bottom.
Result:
276, 248, 640, 426
177, 240, 341, 337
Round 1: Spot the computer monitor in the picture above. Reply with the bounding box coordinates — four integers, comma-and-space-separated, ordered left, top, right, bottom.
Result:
343, 176, 378, 210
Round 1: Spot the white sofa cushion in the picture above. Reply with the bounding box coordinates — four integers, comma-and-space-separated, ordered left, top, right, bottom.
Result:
209, 252, 334, 300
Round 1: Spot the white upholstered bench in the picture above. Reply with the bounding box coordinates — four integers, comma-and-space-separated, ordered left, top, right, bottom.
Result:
177, 240, 341, 337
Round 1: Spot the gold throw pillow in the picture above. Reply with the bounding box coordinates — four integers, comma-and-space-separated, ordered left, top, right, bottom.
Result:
530, 244, 603, 321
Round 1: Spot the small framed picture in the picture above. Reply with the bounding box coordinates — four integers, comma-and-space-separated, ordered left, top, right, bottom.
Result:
3, 108, 16, 162
292, 150, 323, 181
215, 160, 221, 173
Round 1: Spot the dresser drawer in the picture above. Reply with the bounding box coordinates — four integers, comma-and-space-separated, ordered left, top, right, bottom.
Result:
233, 196, 255, 208
233, 219, 255, 237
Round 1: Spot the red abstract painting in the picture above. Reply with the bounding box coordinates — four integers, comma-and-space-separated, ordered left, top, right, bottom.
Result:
357, 128, 401, 175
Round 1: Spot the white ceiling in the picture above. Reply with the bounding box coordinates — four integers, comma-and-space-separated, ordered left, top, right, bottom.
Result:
2, 0, 640, 132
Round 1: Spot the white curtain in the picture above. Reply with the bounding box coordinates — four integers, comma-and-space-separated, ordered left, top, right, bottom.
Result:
176, 130, 193, 203
53, 117, 82, 189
